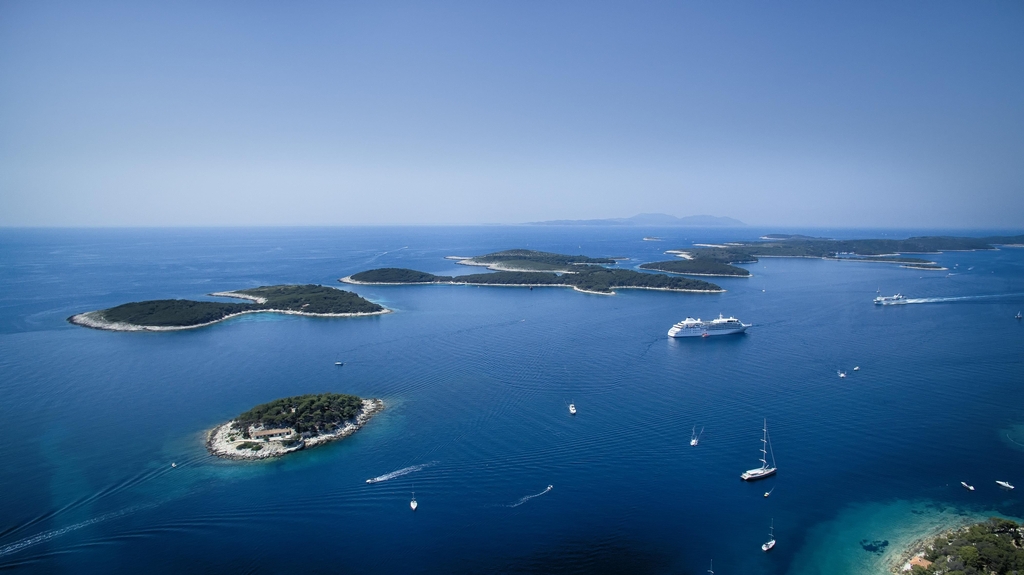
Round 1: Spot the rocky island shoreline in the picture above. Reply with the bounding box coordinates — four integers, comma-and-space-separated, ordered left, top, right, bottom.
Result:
207, 396, 384, 460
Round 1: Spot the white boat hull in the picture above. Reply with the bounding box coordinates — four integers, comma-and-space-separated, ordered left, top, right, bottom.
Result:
669, 325, 748, 338
741, 467, 777, 481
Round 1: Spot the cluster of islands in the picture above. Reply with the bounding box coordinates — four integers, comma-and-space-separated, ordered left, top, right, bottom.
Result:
65, 232, 1024, 562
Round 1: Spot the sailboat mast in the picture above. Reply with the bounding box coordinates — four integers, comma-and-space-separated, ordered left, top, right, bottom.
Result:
759, 419, 768, 468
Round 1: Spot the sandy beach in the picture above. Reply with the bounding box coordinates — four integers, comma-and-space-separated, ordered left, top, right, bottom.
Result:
206, 399, 384, 460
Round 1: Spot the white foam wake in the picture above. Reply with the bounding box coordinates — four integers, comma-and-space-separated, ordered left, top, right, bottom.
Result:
365, 462, 436, 484
0, 504, 153, 558
879, 292, 1024, 305
508, 485, 553, 508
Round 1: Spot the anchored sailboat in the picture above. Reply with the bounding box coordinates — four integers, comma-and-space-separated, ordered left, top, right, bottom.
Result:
741, 419, 777, 481
410, 491, 418, 511
761, 519, 776, 552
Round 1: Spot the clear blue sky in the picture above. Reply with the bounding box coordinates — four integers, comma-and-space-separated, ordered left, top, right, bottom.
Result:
1, 1, 1022, 227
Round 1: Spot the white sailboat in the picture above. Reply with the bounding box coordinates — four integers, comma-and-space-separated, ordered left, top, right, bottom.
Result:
741, 419, 777, 481
690, 426, 704, 446
707, 559, 714, 575
410, 491, 418, 511
761, 518, 776, 552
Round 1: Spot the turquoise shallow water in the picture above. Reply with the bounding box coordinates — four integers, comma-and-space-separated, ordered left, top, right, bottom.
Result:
0, 226, 1022, 574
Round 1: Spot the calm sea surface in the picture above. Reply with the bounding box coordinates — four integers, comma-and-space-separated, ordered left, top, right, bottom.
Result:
0, 226, 1022, 574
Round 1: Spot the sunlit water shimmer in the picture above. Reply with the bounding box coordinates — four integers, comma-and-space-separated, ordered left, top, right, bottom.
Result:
0, 227, 1022, 574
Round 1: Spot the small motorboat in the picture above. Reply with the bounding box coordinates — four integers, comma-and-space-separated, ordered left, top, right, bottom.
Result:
171, 463, 177, 468
853, 366, 860, 371
961, 482, 974, 491
690, 426, 703, 446
761, 519, 776, 552
764, 487, 774, 498
410, 492, 418, 511
568, 403, 577, 415
838, 370, 847, 379
335, 361, 344, 366
996, 481, 1015, 490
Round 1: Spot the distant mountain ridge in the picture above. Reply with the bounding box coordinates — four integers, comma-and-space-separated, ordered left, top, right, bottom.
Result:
529, 213, 745, 227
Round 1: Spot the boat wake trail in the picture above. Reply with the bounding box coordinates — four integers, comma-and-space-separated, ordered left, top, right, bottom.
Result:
365, 462, 437, 484
0, 503, 155, 559
508, 485, 553, 508
880, 293, 1024, 305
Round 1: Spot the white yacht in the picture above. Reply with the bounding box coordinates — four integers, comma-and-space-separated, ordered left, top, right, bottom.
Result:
996, 480, 1015, 490
690, 426, 703, 446
410, 492, 418, 511
838, 370, 847, 379
741, 419, 777, 481
761, 519, 776, 552
961, 482, 974, 491
874, 293, 906, 305
668, 314, 749, 338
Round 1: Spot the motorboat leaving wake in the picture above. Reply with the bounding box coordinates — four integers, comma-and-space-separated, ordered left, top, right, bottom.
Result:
508, 485, 553, 507
365, 462, 436, 484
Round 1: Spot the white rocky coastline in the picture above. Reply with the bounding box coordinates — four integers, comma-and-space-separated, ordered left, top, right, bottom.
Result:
206, 398, 384, 460
67, 288, 392, 333
341, 276, 724, 295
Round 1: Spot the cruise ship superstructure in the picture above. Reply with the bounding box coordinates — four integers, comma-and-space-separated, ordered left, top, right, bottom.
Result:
668, 315, 750, 338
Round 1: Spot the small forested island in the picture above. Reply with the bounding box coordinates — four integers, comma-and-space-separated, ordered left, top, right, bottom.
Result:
664, 235, 1024, 275
344, 250, 722, 294
69, 284, 389, 331
451, 249, 616, 272
207, 393, 384, 460
895, 517, 1024, 574
639, 259, 752, 277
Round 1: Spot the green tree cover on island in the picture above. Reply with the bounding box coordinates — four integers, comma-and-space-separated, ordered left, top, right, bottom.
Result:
467, 249, 615, 267
911, 517, 1024, 575
91, 285, 382, 327
349, 267, 720, 293
639, 259, 753, 277
234, 393, 365, 435
679, 235, 1023, 261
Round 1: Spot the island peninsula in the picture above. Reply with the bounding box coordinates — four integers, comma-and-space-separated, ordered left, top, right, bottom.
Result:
343, 249, 723, 294
207, 393, 384, 460
643, 234, 1024, 277
68, 284, 389, 332
891, 517, 1024, 574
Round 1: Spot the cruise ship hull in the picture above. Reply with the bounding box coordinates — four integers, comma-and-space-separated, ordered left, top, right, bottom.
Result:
668, 325, 748, 338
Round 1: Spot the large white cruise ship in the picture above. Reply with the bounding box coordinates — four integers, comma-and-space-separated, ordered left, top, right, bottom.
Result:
668, 314, 750, 338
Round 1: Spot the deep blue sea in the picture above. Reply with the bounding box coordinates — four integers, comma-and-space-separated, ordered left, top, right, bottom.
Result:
1, 226, 1022, 574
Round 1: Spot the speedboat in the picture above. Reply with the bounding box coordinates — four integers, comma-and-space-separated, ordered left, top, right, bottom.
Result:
690, 426, 703, 446
961, 482, 974, 491
996, 480, 1015, 489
